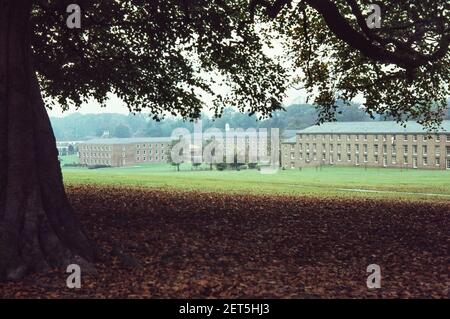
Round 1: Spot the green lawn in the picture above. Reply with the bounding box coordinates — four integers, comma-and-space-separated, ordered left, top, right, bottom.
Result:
60, 157, 450, 201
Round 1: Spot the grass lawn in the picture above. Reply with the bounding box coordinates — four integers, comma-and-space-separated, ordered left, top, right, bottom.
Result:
60, 156, 450, 201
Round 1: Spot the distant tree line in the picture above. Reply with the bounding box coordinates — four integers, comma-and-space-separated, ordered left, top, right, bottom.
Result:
51, 102, 450, 141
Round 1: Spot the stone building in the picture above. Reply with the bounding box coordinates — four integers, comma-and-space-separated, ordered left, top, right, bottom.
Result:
281, 121, 450, 170
78, 137, 171, 167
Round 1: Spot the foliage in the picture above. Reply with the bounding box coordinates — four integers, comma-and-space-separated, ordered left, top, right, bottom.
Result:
34, 1, 448, 129
271, 0, 449, 129
113, 124, 131, 138
51, 102, 374, 140
32, 0, 286, 119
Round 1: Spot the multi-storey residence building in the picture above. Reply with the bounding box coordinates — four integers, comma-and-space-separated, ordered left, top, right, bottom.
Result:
281, 121, 450, 170
78, 137, 171, 167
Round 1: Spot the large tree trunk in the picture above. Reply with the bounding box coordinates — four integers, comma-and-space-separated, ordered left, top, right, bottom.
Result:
0, 1, 95, 281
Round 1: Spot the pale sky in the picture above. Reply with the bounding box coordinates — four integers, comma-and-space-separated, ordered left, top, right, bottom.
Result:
46, 87, 310, 118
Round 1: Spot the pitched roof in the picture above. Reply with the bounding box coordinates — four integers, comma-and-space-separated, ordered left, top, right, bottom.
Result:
81, 137, 172, 145
282, 136, 297, 143
297, 121, 450, 134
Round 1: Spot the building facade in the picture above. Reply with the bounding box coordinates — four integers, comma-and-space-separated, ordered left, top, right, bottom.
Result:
281, 121, 450, 170
78, 137, 171, 167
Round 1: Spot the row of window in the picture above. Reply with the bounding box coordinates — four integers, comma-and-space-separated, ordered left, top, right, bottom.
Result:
82, 159, 111, 165
289, 158, 450, 169
289, 152, 445, 167
136, 150, 162, 155
136, 156, 165, 162
79, 152, 111, 158
136, 143, 167, 149
298, 134, 450, 142
292, 144, 450, 156
79, 145, 112, 151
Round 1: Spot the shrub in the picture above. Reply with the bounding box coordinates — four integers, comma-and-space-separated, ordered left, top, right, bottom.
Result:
248, 163, 258, 169
88, 164, 111, 169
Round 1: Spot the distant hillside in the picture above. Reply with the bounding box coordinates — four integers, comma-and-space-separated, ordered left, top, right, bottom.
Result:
51, 101, 450, 141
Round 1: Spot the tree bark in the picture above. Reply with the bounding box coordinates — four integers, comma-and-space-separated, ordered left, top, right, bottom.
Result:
0, 1, 95, 281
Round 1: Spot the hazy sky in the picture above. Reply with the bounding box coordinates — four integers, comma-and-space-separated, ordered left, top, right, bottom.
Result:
46, 87, 310, 118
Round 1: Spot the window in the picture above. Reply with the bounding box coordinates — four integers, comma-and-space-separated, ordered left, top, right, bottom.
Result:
338, 154, 341, 161
299, 143, 303, 151
290, 153, 295, 160
423, 135, 427, 141
403, 145, 408, 154
413, 157, 418, 168
413, 135, 418, 142
436, 157, 440, 166
347, 135, 351, 141
347, 144, 351, 153
403, 134, 408, 141
136, 150, 140, 155
330, 144, 334, 152
355, 135, 359, 141
383, 144, 387, 154
383, 156, 387, 167
403, 156, 408, 165
313, 143, 317, 151
322, 153, 326, 160
374, 144, 379, 153
290, 144, 295, 151
364, 144, 368, 153
330, 135, 334, 141
392, 156, 397, 164
374, 155, 379, 163
413, 145, 418, 155
355, 144, 360, 153
136, 157, 140, 161
364, 134, 368, 141
436, 146, 440, 155
337, 144, 342, 153
355, 155, 360, 165
374, 135, 379, 141
337, 134, 341, 141
422, 145, 427, 155
299, 134, 303, 140
446, 146, 450, 155
330, 155, 334, 164
435, 135, 440, 142
383, 134, 387, 141
306, 143, 310, 151
347, 154, 351, 161
143, 157, 146, 161
447, 159, 450, 169
423, 157, 428, 165
392, 144, 397, 154
364, 155, 368, 162
447, 135, 450, 142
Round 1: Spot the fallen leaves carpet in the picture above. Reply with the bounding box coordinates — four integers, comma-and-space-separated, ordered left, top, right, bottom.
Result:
1, 185, 448, 298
